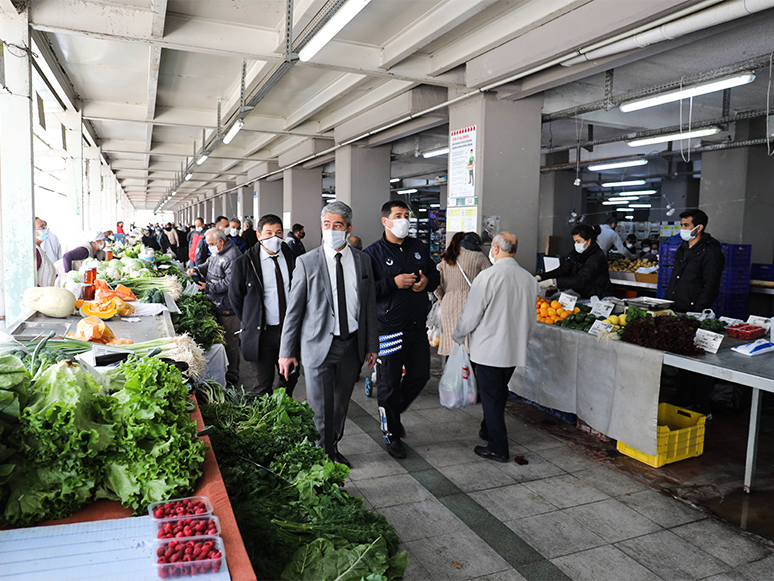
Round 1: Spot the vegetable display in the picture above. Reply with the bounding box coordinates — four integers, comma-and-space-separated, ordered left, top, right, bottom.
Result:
22, 287, 77, 318
620, 315, 704, 356
171, 295, 225, 352
200, 389, 407, 581
0, 355, 30, 489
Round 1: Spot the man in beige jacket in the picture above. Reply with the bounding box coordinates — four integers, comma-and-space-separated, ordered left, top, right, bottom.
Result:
452, 233, 537, 462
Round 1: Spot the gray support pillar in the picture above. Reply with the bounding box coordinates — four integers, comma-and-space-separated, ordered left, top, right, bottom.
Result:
255, 179, 284, 223
448, 92, 543, 270
237, 186, 252, 221
538, 152, 582, 257
335, 144, 391, 247
205, 199, 213, 223
61, 110, 85, 231
283, 168, 322, 247
0, 6, 35, 323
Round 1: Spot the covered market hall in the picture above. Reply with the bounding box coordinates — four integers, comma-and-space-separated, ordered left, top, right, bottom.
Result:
2, 0, 774, 580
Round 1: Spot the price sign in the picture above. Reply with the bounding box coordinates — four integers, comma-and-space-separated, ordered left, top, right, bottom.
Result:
694, 329, 724, 354
590, 301, 614, 318
558, 293, 577, 312
747, 315, 771, 331
589, 320, 614, 336
719, 316, 745, 326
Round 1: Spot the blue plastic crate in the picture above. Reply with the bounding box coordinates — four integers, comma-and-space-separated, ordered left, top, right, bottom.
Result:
659, 243, 678, 266
656, 285, 668, 299
751, 263, 774, 281
713, 292, 749, 318
657, 267, 673, 285
718, 266, 750, 293
720, 244, 752, 267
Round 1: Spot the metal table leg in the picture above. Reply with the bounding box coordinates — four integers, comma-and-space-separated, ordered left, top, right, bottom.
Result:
744, 387, 763, 494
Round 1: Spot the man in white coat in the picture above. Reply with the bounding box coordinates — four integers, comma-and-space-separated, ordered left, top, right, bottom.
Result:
452, 232, 537, 462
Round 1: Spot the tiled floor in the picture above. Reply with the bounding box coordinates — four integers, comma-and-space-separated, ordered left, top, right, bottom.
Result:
250, 359, 774, 581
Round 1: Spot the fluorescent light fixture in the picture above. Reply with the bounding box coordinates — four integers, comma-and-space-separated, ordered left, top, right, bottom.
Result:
184, 173, 193, 181
171, 190, 176, 195
608, 196, 639, 201
602, 200, 634, 205
620, 73, 755, 112
418, 208, 427, 212
587, 159, 648, 171
430, 203, 441, 208
397, 188, 417, 194
616, 190, 656, 196
625, 215, 634, 219
390, 178, 400, 183
298, 0, 372, 62
629, 204, 652, 208
222, 119, 244, 144
196, 154, 209, 165
423, 147, 449, 158
601, 180, 645, 187
628, 127, 720, 147
616, 208, 630, 212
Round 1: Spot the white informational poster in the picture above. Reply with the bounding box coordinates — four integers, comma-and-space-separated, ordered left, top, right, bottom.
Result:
447, 207, 478, 233
449, 126, 477, 198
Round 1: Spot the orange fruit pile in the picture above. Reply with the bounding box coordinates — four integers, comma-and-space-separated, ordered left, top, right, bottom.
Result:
536, 298, 580, 324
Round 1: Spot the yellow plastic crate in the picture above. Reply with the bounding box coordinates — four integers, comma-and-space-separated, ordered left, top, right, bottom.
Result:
617, 403, 706, 468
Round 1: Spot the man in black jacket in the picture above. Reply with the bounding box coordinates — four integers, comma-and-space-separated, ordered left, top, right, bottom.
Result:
229, 214, 298, 396
364, 200, 440, 459
666, 209, 725, 313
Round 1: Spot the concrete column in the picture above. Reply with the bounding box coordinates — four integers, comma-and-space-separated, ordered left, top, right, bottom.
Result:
237, 186, 252, 220
335, 144, 391, 247
448, 92, 543, 269
204, 199, 213, 223
254, 179, 284, 222
283, 168, 322, 248
538, 152, 583, 257
0, 7, 35, 322
699, 120, 774, 263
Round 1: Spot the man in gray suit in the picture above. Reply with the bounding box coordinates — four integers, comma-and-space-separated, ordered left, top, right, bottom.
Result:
279, 201, 378, 467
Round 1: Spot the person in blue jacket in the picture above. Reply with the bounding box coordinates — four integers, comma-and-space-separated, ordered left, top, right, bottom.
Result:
364, 200, 440, 459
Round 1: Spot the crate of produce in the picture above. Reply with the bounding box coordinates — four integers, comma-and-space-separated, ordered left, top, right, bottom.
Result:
156, 535, 226, 578
617, 403, 706, 468
751, 263, 774, 281
720, 243, 752, 266
513, 394, 577, 424
658, 243, 678, 266
726, 324, 766, 340
149, 496, 213, 520
155, 514, 221, 541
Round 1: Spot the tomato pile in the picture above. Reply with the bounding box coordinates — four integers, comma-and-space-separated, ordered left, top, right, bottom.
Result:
156, 538, 222, 578
153, 498, 209, 519
157, 517, 218, 539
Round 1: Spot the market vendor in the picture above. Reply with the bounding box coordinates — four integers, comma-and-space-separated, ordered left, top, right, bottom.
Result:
537, 224, 613, 299
54, 230, 107, 285
665, 209, 725, 313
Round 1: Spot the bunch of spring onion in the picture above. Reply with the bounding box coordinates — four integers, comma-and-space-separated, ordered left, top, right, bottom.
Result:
114, 274, 183, 300
119, 334, 205, 380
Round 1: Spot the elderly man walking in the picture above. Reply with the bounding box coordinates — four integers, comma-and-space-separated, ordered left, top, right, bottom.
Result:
452, 233, 537, 462
279, 202, 378, 467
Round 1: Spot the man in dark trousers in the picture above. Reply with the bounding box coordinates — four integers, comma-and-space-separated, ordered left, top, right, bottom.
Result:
666, 208, 725, 313
279, 202, 378, 467
285, 223, 306, 256
229, 214, 297, 396
364, 200, 440, 459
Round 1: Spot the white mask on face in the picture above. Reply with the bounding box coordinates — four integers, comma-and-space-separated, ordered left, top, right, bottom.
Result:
387, 218, 410, 239
680, 227, 697, 242
229, 228, 238, 237
208, 244, 220, 255
323, 229, 347, 250
488, 248, 496, 264
260, 236, 283, 254
574, 241, 588, 254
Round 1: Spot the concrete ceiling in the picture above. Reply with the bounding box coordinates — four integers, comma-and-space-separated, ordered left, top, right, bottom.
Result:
12, 0, 774, 211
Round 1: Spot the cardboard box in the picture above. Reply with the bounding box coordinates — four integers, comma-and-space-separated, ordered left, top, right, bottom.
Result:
635, 273, 658, 284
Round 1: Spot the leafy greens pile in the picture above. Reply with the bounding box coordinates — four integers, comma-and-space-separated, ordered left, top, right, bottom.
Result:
171, 294, 225, 351
620, 315, 704, 356
1, 357, 206, 527
0, 355, 31, 491
200, 389, 407, 581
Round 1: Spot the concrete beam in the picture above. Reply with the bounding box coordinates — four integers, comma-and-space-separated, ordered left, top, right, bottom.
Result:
278, 138, 335, 168
367, 115, 449, 148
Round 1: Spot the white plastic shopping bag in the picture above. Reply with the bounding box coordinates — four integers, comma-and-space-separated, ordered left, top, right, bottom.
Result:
438, 343, 477, 409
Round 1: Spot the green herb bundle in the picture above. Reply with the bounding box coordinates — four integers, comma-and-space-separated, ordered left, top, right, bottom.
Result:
171, 294, 225, 351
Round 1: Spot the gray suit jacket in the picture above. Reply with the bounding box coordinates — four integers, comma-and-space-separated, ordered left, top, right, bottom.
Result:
279, 245, 379, 368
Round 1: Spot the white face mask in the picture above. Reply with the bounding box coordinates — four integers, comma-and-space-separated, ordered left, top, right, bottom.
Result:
387, 218, 410, 239
488, 248, 496, 264
229, 228, 238, 237
208, 244, 220, 255
323, 229, 347, 250
680, 227, 697, 242
196, 226, 203, 232
574, 241, 588, 254
260, 236, 283, 254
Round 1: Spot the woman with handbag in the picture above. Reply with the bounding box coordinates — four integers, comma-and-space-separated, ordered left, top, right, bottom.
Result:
434, 232, 491, 357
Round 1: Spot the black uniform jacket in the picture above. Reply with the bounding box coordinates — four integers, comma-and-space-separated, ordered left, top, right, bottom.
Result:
665, 233, 725, 312
544, 242, 613, 299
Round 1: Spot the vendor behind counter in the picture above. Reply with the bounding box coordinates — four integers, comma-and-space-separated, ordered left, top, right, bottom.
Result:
54, 230, 107, 286
538, 224, 613, 299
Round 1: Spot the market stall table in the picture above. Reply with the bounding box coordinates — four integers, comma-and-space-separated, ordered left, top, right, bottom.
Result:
1, 310, 256, 581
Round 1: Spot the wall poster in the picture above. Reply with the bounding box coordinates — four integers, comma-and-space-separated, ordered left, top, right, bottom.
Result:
449, 125, 476, 198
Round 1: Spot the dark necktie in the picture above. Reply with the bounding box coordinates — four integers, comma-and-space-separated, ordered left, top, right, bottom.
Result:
271, 255, 286, 326
335, 253, 349, 337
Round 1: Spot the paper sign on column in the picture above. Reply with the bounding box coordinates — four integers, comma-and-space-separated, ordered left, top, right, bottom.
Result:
589, 320, 614, 336
694, 329, 724, 354
558, 293, 577, 312
747, 315, 771, 331
590, 301, 614, 318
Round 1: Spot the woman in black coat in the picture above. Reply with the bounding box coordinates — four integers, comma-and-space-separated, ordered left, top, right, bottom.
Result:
539, 224, 613, 299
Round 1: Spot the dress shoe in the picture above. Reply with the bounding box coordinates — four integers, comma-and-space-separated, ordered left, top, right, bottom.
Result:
474, 445, 508, 463
334, 452, 351, 468
478, 429, 488, 441
387, 439, 406, 459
